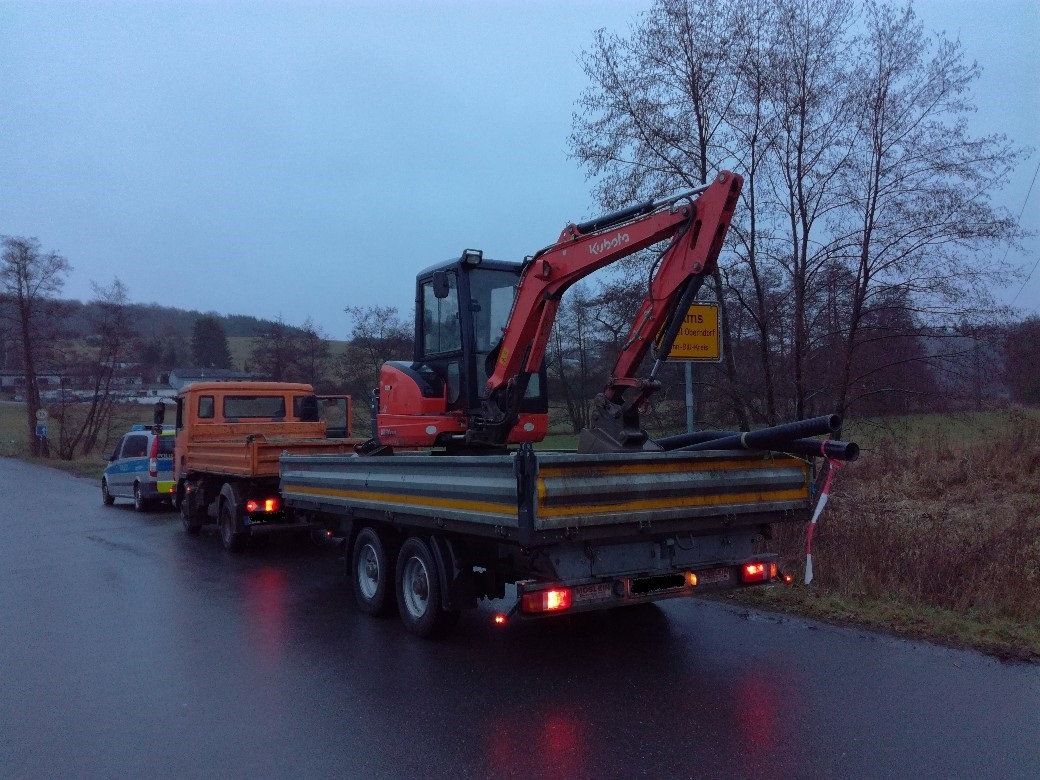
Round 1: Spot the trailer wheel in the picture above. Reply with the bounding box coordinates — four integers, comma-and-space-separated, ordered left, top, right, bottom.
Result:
351, 527, 396, 617
395, 537, 460, 639
219, 499, 247, 553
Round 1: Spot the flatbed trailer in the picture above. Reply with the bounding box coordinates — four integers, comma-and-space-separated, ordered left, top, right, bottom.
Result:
280, 445, 812, 637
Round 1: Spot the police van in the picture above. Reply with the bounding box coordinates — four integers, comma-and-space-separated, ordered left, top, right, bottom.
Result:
102, 424, 176, 511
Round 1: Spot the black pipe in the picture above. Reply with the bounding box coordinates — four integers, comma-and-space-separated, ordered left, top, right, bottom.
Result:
575, 200, 655, 235
676, 415, 842, 453
773, 438, 859, 461
656, 427, 858, 461
656, 429, 728, 449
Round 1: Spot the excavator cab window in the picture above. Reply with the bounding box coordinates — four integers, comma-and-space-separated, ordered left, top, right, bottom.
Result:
422, 272, 462, 355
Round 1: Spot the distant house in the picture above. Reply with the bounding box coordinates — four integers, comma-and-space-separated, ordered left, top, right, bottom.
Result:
0, 370, 65, 392
168, 368, 259, 392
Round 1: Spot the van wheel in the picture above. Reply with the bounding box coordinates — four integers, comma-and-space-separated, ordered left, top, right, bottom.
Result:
133, 483, 149, 513
102, 479, 115, 506
352, 527, 395, 617
395, 537, 460, 639
219, 500, 247, 553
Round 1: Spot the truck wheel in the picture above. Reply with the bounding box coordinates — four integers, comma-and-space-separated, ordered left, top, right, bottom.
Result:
102, 478, 115, 506
395, 537, 460, 638
133, 483, 149, 513
180, 486, 203, 535
219, 500, 247, 553
352, 527, 395, 617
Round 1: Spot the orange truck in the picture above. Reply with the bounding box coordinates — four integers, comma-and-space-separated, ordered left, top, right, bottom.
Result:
169, 381, 359, 550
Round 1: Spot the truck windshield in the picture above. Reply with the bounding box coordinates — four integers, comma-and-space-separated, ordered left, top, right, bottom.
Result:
223, 395, 286, 419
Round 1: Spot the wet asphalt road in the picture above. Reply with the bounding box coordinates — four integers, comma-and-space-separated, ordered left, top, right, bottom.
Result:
1, 456, 1039, 779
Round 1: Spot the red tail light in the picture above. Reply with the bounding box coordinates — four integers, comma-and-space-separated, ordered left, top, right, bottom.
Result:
741, 562, 778, 584
245, 497, 281, 513
148, 436, 159, 477
521, 588, 572, 614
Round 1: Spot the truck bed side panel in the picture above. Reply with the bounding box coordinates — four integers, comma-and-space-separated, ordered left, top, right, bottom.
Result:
280, 449, 810, 542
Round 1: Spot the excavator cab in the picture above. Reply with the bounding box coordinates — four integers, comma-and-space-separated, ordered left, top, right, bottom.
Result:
376, 249, 548, 449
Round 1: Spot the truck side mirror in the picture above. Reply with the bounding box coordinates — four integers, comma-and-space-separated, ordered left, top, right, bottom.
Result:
153, 402, 166, 428
432, 271, 451, 299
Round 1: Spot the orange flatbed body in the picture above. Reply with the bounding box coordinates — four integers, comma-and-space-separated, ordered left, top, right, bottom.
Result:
174, 381, 359, 481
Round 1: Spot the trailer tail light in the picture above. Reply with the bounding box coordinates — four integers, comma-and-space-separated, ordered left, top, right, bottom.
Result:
521, 588, 573, 614
148, 437, 159, 477
245, 497, 281, 513
741, 562, 778, 584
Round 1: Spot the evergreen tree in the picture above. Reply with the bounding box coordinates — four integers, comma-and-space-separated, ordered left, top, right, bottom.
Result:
190, 315, 233, 369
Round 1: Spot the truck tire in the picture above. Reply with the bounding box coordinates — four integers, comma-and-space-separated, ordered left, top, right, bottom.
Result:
219, 499, 247, 553
351, 527, 396, 617
180, 484, 204, 535
395, 537, 460, 639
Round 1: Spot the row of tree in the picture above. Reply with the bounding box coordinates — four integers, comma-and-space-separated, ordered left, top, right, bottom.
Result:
567, 0, 1029, 428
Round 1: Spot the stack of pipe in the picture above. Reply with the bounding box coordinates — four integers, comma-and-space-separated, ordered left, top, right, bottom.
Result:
655, 414, 859, 461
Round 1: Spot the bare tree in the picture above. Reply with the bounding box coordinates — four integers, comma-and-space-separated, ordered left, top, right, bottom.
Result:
829, 0, 1023, 415
296, 318, 332, 390
249, 316, 296, 381
340, 305, 412, 405
0, 236, 71, 456
547, 284, 598, 432
53, 279, 134, 459
571, 0, 1027, 425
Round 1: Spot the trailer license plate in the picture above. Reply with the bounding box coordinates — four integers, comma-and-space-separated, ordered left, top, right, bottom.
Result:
699, 568, 731, 585
573, 582, 613, 603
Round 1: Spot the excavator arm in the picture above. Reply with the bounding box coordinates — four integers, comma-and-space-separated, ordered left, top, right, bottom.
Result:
483, 170, 743, 450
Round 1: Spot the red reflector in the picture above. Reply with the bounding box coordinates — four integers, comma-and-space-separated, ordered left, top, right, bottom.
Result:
245, 498, 281, 514
521, 588, 573, 614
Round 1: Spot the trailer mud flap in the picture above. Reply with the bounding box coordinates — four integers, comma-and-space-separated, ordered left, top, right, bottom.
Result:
514, 443, 538, 547
429, 535, 475, 611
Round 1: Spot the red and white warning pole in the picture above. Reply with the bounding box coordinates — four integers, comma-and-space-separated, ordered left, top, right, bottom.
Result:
805, 452, 843, 585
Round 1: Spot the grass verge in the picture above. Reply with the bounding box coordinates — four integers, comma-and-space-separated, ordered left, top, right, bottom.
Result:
721, 585, 1040, 662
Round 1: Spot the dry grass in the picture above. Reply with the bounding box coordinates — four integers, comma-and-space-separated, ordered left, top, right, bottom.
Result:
748, 407, 1040, 659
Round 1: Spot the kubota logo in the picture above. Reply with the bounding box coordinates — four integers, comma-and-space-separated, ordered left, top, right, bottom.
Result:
589, 232, 630, 255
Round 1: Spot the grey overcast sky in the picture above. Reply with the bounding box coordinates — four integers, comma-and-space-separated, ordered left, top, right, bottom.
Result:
1, 0, 1038, 337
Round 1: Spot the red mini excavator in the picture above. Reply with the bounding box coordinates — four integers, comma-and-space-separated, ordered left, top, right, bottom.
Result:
373, 170, 744, 453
